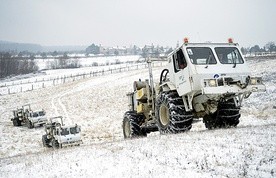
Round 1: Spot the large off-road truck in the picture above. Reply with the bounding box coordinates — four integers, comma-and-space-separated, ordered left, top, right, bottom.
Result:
11, 104, 47, 128
42, 116, 82, 148
123, 38, 266, 138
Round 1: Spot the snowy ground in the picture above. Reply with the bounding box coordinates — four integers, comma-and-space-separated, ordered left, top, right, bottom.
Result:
0, 58, 275, 177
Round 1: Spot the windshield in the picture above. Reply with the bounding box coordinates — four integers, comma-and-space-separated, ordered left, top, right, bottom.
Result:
31, 111, 45, 117
38, 111, 45, 116
186, 47, 217, 65
32, 112, 39, 117
215, 47, 244, 64
60, 128, 70, 135
70, 127, 80, 134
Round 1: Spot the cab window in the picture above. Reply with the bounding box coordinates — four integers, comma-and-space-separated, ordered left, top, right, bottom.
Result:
39, 111, 45, 116
70, 127, 80, 134
186, 47, 217, 65
173, 49, 187, 72
61, 128, 70, 135
215, 47, 244, 64
33, 112, 38, 117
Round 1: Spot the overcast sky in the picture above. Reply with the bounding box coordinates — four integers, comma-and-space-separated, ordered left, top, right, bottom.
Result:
0, 0, 275, 47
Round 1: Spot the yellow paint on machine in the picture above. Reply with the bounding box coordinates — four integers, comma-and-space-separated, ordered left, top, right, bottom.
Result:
136, 88, 147, 100
137, 103, 148, 113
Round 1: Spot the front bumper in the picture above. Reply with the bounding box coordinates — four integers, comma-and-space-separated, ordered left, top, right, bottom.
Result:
202, 84, 266, 95
60, 140, 83, 147
32, 119, 48, 126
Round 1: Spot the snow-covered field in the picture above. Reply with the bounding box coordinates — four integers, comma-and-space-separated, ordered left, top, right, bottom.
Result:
0, 55, 164, 95
0, 55, 145, 94
0, 58, 275, 177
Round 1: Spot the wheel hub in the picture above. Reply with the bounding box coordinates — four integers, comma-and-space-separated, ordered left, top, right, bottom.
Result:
159, 104, 170, 126
124, 120, 131, 137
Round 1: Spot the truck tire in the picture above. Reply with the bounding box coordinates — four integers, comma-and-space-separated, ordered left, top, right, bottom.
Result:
52, 140, 60, 149
203, 99, 240, 129
12, 119, 19, 126
123, 111, 147, 138
155, 91, 193, 134
26, 119, 34, 129
12, 117, 22, 126
42, 135, 51, 147
217, 99, 240, 127
203, 113, 218, 129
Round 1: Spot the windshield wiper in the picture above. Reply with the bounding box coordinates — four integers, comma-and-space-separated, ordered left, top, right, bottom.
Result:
205, 53, 211, 68
233, 60, 236, 68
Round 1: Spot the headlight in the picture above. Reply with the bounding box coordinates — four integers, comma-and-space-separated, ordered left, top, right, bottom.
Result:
250, 78, 257, 85
204, 79, 217, 87
250, 77, 262, 85
209, 79, 217, 87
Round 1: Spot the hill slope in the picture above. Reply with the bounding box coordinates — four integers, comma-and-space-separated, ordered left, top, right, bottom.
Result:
0, 59, 275, 177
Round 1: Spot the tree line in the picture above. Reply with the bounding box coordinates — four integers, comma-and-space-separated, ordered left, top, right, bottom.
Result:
0, 52, 81, 79
85, 43, 173, 57
46, 53, 80, 69
241, 42, 276, 55
0, 52, 38, 79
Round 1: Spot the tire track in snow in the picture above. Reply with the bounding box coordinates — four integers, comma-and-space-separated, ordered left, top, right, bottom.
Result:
51, 94, 60, 117
49, 73, 129, 124
49, 68, 155, 127
58, 92, 71, 123
51, 92, 70, 123
51, 85, 79, 124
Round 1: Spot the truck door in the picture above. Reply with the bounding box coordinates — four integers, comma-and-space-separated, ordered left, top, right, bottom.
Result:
173, 49, 192, 96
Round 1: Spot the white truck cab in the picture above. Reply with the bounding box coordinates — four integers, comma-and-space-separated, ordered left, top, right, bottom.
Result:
28, 110, 47, 127
42, 116, 82, 148
54, 124, 82, 147
165, 39, 265, 114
